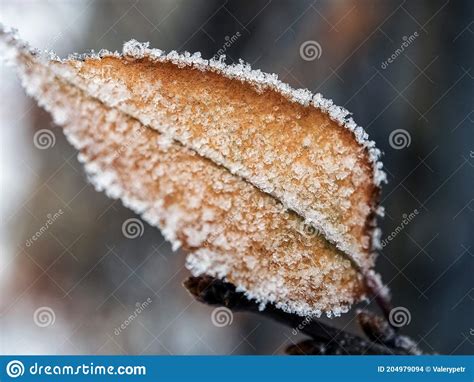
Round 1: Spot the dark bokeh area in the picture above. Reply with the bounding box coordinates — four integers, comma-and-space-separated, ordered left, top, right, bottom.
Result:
0, 0, 472, 355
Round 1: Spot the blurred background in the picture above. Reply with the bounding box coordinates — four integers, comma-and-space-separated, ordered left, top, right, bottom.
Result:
0, 0, 473, 355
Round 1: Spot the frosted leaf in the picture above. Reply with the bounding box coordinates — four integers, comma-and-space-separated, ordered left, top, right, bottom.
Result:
22, 39, 386, 270
1, 26, 388, 317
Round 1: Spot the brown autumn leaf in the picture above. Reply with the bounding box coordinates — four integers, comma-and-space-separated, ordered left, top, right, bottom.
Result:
1, 26, 386, 318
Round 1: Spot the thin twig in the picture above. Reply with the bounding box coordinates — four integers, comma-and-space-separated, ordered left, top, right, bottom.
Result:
362, 271, 394, 322
184, 276, 424, 355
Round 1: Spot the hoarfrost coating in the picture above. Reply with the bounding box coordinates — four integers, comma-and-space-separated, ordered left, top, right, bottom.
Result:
0, 25, 389, 317
64, 40, 384, 269
0, 27, 387, 271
